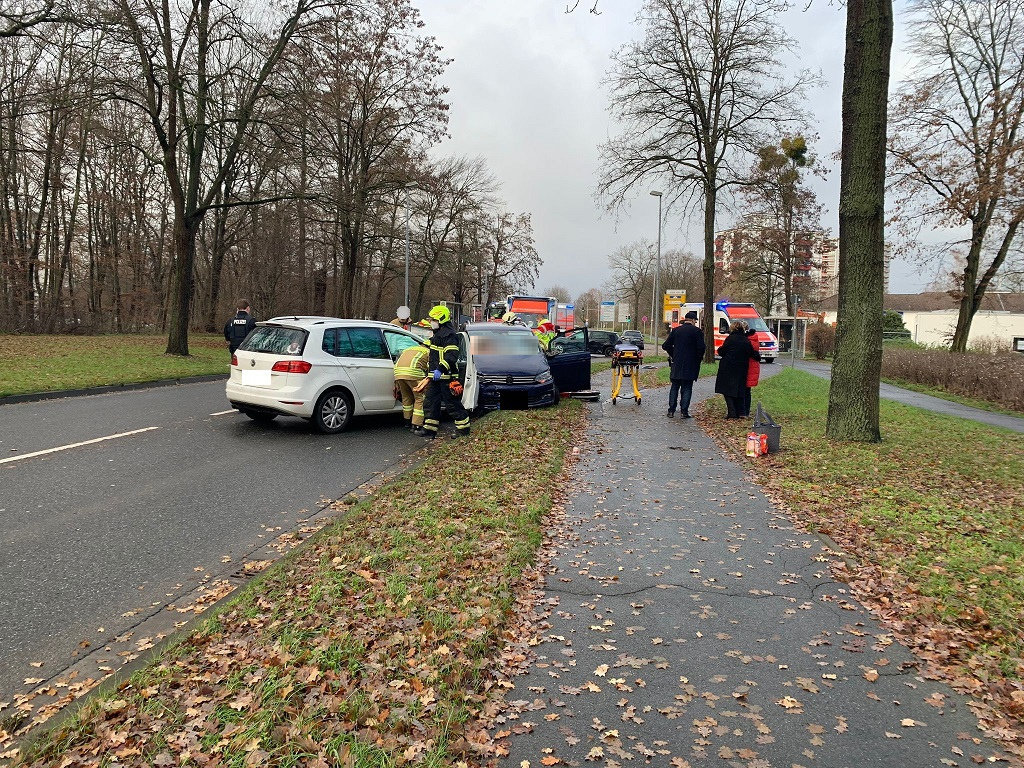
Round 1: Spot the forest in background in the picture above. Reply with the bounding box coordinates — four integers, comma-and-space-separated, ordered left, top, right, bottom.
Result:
0, 0, 540, 341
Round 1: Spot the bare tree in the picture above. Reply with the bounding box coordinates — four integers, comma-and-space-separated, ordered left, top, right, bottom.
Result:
1, 0, 68, 37
888, 0, 1024, 352
292, 0, 450, 318
607, 240, 654, 330
543, 284, 572, 302
483, 212, 540, 304
412, 155, 497, 318
574, 287, 602, 326
825, 0, 893, 442
102, 0, 346, 355
731, 137, 832, 314
597, 0, 814, 361
660, 248, 703, 302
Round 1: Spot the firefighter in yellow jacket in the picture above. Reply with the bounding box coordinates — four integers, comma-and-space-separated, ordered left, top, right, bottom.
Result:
417, 304, 471, 439
393, 339, 429, 430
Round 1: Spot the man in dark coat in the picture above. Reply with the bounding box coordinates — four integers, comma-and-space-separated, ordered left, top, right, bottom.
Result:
661, 310, 706, 418
715, 320, 761, 418
224, 300, 256, 355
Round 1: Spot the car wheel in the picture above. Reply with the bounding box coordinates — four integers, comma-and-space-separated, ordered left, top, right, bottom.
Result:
242, 410, 277, 423
312, 389, 353, 434
603, 345, 614, 356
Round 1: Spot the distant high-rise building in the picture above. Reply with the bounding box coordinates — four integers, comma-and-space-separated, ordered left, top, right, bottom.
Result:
817, 243, 891, 299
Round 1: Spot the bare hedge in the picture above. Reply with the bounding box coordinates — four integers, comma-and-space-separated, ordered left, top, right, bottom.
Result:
881, 348, 1024, 411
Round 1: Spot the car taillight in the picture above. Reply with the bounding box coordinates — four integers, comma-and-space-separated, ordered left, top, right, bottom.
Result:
231, 354, 238, 366
272, 360, 312, 374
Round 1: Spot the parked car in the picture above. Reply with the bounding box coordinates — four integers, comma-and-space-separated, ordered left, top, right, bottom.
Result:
461, 322, 591, 411
571, 329, 620, 356
619, 330, 645, 349
226, 317, 423, 433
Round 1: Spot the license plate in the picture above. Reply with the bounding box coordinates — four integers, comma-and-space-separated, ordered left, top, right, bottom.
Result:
241, 370, 272, 387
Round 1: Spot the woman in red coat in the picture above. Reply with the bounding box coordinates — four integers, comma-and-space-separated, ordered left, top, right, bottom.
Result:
741, 324, 761, 418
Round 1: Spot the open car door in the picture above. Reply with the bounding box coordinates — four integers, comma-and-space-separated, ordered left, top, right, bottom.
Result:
456, 330, 479, 411
548, 327, 599, 400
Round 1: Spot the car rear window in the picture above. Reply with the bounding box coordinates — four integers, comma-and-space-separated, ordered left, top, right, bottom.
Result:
240, 326, 306, 355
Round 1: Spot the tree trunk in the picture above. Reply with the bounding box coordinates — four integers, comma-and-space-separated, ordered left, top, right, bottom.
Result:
826, 0, 892, 442
166, 215, 199, 356
951, 219, 1021, 351
701, 181, 717, 362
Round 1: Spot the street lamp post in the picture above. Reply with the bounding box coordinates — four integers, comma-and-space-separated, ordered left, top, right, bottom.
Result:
403, 183, 416, 309
650, 191, 663, 355
791, 294, 801, 366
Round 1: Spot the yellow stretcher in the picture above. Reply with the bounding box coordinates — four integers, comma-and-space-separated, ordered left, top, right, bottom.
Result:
610, 344, 643, 405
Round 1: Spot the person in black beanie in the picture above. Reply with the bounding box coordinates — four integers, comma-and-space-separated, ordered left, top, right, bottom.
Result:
661, 310, 706, 418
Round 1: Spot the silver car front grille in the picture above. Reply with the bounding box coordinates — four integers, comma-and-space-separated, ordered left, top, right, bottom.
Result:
478, 373, 537, 385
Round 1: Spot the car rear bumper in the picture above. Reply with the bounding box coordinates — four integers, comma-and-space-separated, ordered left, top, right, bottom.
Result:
226, 380, 314, 418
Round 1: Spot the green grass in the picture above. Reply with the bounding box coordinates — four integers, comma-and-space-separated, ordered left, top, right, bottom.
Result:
0, 334, 228, 397
711, 368, 1024, 688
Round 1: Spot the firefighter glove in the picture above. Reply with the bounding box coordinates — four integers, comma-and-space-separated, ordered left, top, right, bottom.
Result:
432, 369, 442, 381
449, 380, 463, 397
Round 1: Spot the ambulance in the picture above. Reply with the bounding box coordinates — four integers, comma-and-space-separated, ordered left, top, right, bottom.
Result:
684, 301, 779, 363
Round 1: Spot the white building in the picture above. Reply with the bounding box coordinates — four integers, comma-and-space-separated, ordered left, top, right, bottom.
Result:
818, 292, 1024, 349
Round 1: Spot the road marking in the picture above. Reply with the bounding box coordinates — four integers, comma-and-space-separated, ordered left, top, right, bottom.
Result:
210, 409, 236, 416
0, 427, 160, 465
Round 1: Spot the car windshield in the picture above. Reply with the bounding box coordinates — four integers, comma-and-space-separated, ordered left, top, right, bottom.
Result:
470, 329, 541, 355
241, 326, 306, 355
744, 318, 770, 332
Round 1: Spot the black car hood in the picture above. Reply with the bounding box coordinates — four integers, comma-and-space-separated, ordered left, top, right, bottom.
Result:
474, 354, 548, 377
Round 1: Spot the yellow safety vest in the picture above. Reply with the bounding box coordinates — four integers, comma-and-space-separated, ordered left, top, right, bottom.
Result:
394, 345, 429, 380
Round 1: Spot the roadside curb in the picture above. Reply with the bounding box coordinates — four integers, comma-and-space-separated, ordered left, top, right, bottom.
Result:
0, 375, 227, 406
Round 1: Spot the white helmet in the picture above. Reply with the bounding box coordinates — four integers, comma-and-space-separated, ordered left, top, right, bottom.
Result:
396, 305, 411, 321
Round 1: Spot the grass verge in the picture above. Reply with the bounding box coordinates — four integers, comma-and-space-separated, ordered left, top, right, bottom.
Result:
700, 367, 1024, 744
10, 403, 584, 767
0, 335, 228, 397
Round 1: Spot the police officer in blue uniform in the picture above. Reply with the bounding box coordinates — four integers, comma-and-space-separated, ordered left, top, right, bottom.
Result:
224, 300, 256, 354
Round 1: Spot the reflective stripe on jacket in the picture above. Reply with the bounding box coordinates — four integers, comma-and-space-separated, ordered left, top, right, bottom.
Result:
427, 324, 460, 379
394, 345, 429, 380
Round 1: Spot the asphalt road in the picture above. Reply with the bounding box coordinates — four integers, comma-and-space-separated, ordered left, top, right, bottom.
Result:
0, 381, 426, 701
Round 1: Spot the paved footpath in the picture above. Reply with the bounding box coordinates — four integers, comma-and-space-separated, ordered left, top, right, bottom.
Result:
500, 373, 1013, 768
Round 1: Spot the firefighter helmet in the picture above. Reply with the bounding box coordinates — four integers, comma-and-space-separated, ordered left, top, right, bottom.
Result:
428, 305, 451, 325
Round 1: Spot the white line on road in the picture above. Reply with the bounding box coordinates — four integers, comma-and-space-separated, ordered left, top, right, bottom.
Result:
209, 409, 236, 416
0, 427, 160, 465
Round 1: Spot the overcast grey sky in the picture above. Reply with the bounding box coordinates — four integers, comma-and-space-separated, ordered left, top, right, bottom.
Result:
415, 0, 927, 299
